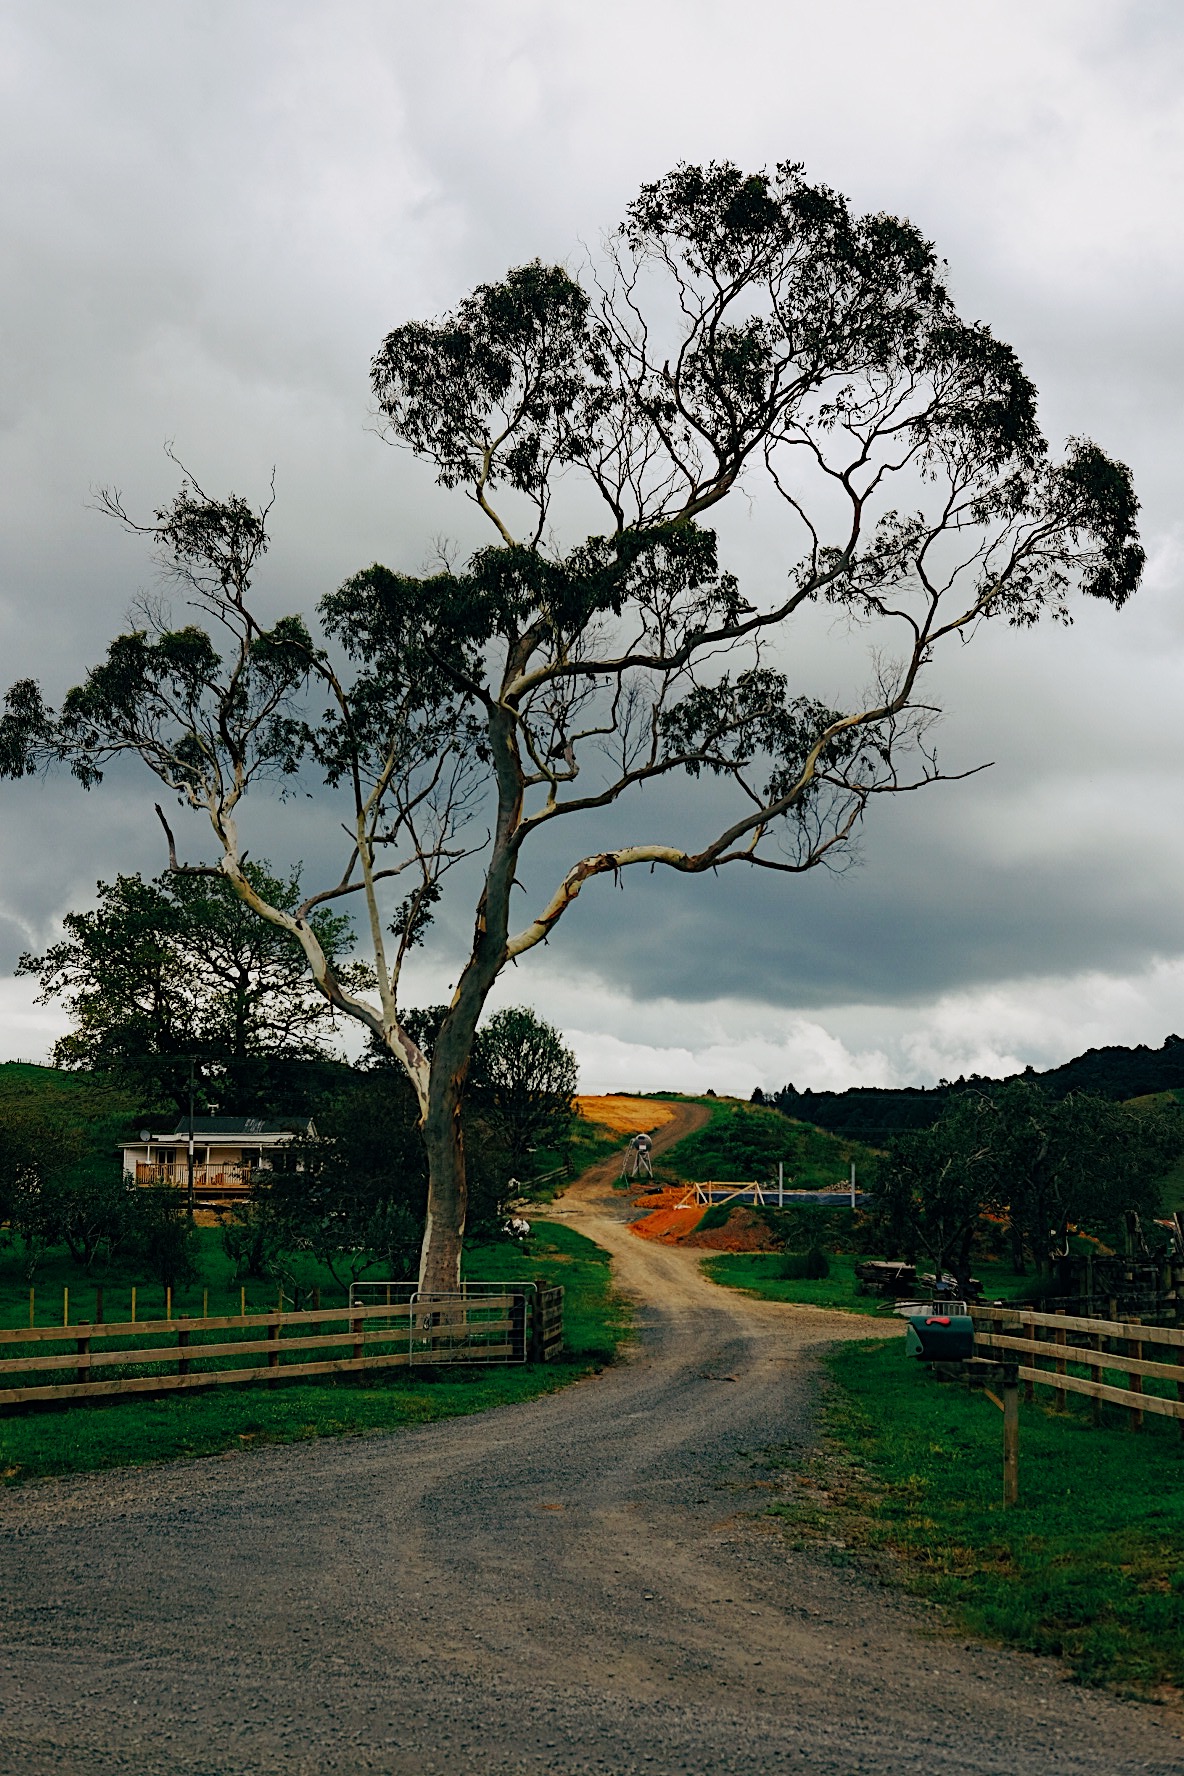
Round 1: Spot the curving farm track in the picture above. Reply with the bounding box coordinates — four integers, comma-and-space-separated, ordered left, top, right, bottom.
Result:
0, 1099, 1180, 1774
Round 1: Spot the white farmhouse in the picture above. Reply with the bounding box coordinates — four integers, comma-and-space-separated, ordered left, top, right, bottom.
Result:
119, 1116, 315, 1204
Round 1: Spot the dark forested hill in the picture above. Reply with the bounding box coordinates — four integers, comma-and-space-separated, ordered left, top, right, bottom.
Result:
767, 1034, 1184, 1144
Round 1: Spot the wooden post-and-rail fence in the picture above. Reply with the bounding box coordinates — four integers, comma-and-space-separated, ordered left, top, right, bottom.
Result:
0, 1286, 565, 1410
972, 1303, 1184, 1433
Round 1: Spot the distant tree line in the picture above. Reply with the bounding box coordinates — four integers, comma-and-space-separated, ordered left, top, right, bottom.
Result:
766, 1033, 1184, 1143
864, 1079, 1182, 1287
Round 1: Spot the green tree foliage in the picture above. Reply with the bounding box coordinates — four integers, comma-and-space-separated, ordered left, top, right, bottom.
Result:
2, 161, 1144, 1287
872, 1082, 1184, 1280
18, 864, 361, 1114
134, 1187, 199, 1291
872, 1090, 1003, 1287
469, 1006, 577, 1172
987, 1079, 1181, 1268
247, 1052, 511, 1290
0, 1066, 142, 1279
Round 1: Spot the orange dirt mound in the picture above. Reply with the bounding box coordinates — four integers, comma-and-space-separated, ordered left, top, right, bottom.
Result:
631, 1205, 705, 1241
575, 1095, 677, 1135
627, 1185, 699, 1242
630, 1198, 783, 1252
682, 1206, 781, 1253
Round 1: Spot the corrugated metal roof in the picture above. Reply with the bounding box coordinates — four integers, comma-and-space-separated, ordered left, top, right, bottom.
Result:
167, 1117, 310, 1136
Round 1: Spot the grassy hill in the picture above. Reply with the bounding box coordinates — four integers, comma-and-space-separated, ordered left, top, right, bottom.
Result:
659, 1095, 879, 1190
0, 1060, 143, 1150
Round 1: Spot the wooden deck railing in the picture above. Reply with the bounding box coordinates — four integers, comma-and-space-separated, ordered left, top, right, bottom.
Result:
0, 1286, 564, 1410
133, 1163, 253, 1196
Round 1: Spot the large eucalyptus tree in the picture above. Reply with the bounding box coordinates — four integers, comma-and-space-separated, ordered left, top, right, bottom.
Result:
1, 162, 1142, 1288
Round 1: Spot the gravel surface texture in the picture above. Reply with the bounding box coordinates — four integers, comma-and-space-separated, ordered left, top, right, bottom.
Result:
2, 1102, 1182, 1774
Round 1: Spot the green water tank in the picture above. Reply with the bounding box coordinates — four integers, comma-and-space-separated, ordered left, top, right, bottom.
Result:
905, 1314, 974, 1360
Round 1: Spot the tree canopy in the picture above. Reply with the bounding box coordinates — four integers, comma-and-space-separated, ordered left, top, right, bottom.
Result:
1, 159, 1143, 1287
17, 863, 360, 1115
872, 1081, 1182, 1283
468, 1007, 577, 1171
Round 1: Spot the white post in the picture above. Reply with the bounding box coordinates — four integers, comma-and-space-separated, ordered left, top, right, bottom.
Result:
778, 1161, 784, 1208
850, 1161, 856, 1208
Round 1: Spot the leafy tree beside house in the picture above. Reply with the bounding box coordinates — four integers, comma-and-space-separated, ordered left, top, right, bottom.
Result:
469, 1007, 577, 1174
228, 1033, 517, 1289
0, 1069, 143, 1278
18, 863, 361, 1115
1, 159, 1144, 1288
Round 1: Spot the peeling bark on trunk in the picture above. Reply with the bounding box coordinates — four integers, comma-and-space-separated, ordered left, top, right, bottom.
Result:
419, 1067, 467, 1293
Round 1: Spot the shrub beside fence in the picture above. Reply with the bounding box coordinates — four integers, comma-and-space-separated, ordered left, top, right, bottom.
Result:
0, 1285, 564, 1410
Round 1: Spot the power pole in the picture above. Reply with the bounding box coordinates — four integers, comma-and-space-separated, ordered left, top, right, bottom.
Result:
187, 1058, 196, 1220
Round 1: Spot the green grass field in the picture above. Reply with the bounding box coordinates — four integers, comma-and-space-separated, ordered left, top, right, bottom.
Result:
702, 1250, 1033, 1316
0, 1221, 629, 1487
796, 1338, 1184, 1693
518, 1116, 621, 1203
702, 1251, 885, 1316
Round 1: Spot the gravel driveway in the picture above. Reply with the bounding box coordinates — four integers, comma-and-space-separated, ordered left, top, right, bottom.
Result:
2, 1109, 1181, 1775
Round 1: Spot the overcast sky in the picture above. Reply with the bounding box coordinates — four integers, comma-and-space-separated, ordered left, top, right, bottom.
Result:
1, 0, 1182, 1094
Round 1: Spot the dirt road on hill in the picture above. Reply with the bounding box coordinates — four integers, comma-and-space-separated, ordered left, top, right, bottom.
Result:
1, 1099, 1180, 1775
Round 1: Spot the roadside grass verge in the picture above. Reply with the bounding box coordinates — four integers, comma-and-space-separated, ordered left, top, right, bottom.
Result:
702, 1252, 885, 1316
0, 1222, 628, 1488
519, 1119, 621, 1203
780, 1337, 1184, 1694
702, 1251, 1033, 1317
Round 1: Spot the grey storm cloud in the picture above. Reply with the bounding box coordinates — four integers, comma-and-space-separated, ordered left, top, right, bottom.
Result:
1, 0, 1182, 1086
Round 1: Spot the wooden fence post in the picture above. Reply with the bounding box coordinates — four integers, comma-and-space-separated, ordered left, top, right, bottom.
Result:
530, 1282, 547, 1364
75, 1331, 90, 1386
1129, 1319, 1144, 1431
1003, 1363, 1019, 1507
1090, 1332, 1104, 1426
268, 1315, 281, 1384
1054, 1325, 1067, 1412
1023, 1313, 1035, 1404
351, 1314, 363, 1363
177, 1327, 190, 1379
